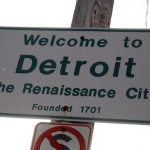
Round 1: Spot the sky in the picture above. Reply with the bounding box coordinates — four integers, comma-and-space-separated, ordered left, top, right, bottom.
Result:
0, 0, 150, 150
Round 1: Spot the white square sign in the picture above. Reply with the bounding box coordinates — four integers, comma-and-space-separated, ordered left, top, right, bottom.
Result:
31, 122, 93, 150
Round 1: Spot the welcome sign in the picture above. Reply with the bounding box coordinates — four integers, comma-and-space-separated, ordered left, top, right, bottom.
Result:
0, 27, 150, 123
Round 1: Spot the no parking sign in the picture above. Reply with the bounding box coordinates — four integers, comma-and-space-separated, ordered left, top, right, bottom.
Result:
31, 122, 93, 150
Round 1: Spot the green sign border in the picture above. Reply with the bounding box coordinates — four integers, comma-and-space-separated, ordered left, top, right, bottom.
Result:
0, 26, 150, 32
1, 113, 150, 125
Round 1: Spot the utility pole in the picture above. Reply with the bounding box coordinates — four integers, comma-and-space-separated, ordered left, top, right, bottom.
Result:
71, 0, 114, 149
71, 0, 114, 28
54, 0, 114, 149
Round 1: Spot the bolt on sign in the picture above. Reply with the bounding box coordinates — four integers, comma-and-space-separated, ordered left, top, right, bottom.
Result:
30, 122, 93, 150
0, 27, 150, 123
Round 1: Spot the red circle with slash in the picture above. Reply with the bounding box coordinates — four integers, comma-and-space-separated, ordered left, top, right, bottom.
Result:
33, 125, 86, 150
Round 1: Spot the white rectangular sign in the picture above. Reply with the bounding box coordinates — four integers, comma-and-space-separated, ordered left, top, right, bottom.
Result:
31, 122, 93, 150
0, 27, 150, 123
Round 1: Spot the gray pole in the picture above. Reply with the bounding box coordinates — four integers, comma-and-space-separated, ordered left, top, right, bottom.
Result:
71, 0, 114, 28
71, 0, 114, 148
54, 0, 114, 149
